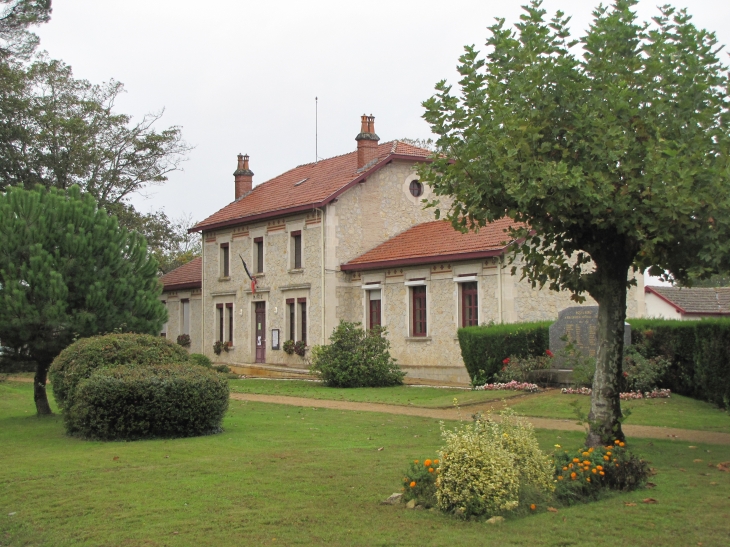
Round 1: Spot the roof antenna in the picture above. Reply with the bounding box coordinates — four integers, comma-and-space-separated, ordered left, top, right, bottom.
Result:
315, 96, 319, 164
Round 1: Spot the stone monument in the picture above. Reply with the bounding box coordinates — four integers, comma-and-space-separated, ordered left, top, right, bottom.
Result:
549, 306, 631, 368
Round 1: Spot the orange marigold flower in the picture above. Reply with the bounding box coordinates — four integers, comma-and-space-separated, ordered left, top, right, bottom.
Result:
582, 452, 589, 457
592, 468, 597, 474
558, 476, 563, 481
603, 456, 610, 461
428, 468, 434, 473
606, 452, 612, 456
424, 459, 432, 467
562, 466, 568, 471
434, 459, 439, 465
569, 463, 574, 468
570, 472, 577, 479
588, 447, 594, 453
596, 465, 603, 471
599, 471, 605, 476
530, 504, 536, 511
615, 464, 619, 467
414, 460, 419, 464
573, 458, 580, 463
410, 481, 416, 488
583, 460, 590, 465
619, 442, 625, 447
615, 440, 620, 445
613, 458, 618, 462
586, 477, 591, 482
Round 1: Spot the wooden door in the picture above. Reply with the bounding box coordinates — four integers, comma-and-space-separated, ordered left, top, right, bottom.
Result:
255, 302, 266, 363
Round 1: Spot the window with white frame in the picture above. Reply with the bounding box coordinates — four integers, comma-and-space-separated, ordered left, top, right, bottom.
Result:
220, 243, 230, 278
181, 299, 190, 335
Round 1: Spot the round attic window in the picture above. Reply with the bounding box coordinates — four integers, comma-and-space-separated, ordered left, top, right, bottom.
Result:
409, 180, 424, 197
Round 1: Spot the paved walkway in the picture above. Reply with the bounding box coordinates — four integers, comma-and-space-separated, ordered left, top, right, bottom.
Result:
230, 392, 730, 445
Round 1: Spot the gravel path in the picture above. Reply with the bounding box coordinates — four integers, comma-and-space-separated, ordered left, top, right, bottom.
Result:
230, 392, 730, 445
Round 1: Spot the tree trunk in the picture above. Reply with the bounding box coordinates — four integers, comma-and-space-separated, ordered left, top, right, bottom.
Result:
34, 362, 52, 416
586, 266, 629, 447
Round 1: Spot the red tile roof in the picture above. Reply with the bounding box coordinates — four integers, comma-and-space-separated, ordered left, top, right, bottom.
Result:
159, 257, 202, 291
341, 218, 519, 271
192, 141, 432, 232
645, 285, 730, 315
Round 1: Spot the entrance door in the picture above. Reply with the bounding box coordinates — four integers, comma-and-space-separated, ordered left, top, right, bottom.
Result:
255, 302, 266, 363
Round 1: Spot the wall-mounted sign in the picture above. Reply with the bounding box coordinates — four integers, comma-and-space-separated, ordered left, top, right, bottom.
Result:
271, 328, 280, 350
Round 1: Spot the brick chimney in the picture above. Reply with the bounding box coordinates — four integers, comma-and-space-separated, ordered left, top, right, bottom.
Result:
233, 153, 254, 199
355, 114, 379, 169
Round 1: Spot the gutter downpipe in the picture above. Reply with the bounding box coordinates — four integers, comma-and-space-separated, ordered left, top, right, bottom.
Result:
497, 255, 503, 324
315, 206, 325, 344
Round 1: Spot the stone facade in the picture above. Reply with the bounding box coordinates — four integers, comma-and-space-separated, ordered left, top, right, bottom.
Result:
160, 288, 203, 354
190, 132, 646, 385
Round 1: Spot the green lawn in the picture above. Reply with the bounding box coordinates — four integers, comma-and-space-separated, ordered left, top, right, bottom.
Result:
508, 390, 730, 433
229, 378, 517, 407
2, 380, 730, 546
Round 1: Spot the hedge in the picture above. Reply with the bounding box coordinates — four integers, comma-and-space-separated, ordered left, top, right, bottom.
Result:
629, 318, 730, 407
65, 363, 229, 440
49, 333, 190, 410
457, 322, 551, 382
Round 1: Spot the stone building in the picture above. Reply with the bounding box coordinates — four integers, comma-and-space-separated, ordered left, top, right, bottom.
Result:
159, 257, 203, 353
169, 115, 645, 384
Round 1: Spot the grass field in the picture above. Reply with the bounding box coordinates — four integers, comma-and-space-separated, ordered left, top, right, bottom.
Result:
229, 378, 517, 407
508, 390, 730, 433
2, 379, 730, 546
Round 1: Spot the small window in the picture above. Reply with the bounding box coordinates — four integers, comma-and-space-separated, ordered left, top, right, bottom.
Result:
181, 299, 190, 335
220, 243, 230, 277
299, 299, 307, 346
287, 298, 295, 341
369, 290, 381, 329
161, 300, 167, 337
226, 303, 233, 346
216, 304, 224, 342
254, 237, 264, 273
291, 231, 302, 269
409, 180, 424, 198
412, 286, 427, 336
461, 282, 478, 327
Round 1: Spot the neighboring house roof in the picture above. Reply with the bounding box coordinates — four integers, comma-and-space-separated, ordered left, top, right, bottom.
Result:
191, 141, 431, 232
341, 218, 518, 271
644, 285, 730, 315
159, 257, 202, 292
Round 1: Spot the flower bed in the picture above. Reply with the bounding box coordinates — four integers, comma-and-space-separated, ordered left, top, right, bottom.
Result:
561, 387, 671, 399
475, 380, 540, 393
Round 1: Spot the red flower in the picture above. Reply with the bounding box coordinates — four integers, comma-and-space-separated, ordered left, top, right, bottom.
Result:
545, 349, 554, 357
502, 358, 510, 365
622, 371, 629, 377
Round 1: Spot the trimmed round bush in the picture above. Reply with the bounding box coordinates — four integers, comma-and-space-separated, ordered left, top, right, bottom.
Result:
49, 333, 190, 410
65, 363, 229, 440
189, 353, 212, 368
310, 321, 405, 387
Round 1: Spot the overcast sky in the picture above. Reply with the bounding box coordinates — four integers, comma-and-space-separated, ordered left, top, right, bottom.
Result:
35, 0, 730, 227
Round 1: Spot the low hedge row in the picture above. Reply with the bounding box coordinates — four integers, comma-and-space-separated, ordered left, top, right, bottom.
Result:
49, 333, 190, 410
457, 322, 551, 382
457, 318, 730, 407
629, 318, 730, 407
66, 363, 229, 440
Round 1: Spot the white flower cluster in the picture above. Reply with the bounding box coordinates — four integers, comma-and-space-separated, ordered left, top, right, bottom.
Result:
475, 380, 540, 392
560, 387, 671, 399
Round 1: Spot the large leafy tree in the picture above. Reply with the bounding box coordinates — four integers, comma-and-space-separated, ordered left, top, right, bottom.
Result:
0, 0, 51, 60
421, 0, 730, 445
0, 185, 167, 415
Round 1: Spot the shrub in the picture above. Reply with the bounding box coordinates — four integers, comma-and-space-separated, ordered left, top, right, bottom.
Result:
436, 410, 554, 518
65, 363, 229, 440
283, 340, 295, 355
49, 333, 190, 410
309, 321, 405, 387
621, 346, 669, 393
283, 340, 306, 357
402, 457, 441, 508
213, 364, 230, 373
189, 353, 212, 368
213, 340, 229, 356
176, 334, 191, 347
457, 322, 551, 383
553, 441, 649, 504
494, 353, 551, 383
